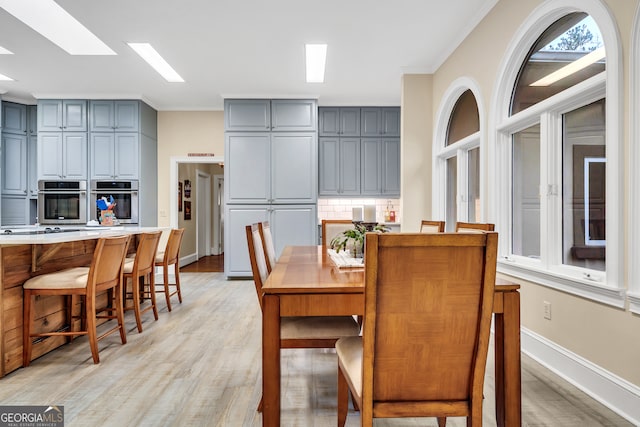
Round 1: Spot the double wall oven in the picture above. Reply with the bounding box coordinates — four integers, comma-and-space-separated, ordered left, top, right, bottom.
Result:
90, 180, 139, 224
37, 180, 87, 225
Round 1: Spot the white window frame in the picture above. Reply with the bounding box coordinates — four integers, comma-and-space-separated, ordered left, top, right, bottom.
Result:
488, 0, 624, 307
629, 5, 640, 313
433, 78, 485, 226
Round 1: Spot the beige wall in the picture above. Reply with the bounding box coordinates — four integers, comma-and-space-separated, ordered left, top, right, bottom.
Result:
398, 0, 640, 386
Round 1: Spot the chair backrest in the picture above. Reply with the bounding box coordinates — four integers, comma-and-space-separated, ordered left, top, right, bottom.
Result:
362, 232, 497, 411
246, 223, 269, 310
322, 219, 354, 247
419, 220, 445, 233
163, 228, 185, 265
132, 231, 162, 275
258, 221, 277, 273
455, 222, 495, 233
89, 235, 131, 294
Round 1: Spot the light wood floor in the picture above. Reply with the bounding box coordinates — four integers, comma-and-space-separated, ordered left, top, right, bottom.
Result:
0, 273, 632, 427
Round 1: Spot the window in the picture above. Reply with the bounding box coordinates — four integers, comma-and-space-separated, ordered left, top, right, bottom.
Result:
492, 2, 623, 305
434, 87, 482, 231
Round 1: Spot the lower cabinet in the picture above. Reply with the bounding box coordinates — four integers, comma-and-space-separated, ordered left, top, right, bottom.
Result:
224, 204, 317, 278
1, 195, 29, 226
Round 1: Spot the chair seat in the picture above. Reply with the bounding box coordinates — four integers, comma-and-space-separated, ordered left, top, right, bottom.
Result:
282, 316, 360, 340
336, 336, 363, 397
23, 267, 90, 290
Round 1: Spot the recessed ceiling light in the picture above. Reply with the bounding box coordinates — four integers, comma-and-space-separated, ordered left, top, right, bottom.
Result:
530, 46, 606, 87
128, 43, 184, 83
0, 73, 14, 81
305, 44, 327, 83
0, 46, 13, 55
0, 0, 115, 55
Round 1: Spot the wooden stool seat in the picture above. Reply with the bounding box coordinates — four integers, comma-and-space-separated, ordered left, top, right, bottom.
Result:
154, 228, 185, 312
23, 267, 90, 290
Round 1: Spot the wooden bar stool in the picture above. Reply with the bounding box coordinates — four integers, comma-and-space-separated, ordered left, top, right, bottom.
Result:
123, 231, 162, 332
154, 228, 185, 311
23, 235, 131, 365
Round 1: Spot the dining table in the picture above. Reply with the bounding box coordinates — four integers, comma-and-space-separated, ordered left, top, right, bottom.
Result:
261, 245, 521, 427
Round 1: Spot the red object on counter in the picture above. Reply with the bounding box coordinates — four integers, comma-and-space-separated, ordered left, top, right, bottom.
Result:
389, 211, 396, 222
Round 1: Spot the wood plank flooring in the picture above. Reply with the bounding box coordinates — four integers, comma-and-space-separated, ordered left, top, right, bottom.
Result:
0, 272, 632, 427
181, 255, 224, 272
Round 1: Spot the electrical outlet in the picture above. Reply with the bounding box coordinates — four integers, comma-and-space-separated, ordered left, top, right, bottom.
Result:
543, 301, 552, 320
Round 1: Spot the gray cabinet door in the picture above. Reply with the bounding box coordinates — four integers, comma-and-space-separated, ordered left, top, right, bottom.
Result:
380, 108, 401, 137
340, 138, 361, 195
225, 132, 271, 203
38, 100, 87, 132
62, 133, 88, 179
2, 102, 27, 135
319, 107, 360, 136
319, 108, 340, 136
27, 105, 37, 136
114, 133, 139, 179
90, 133, 115, 179
271, 100, 316, 131
270, 205, 317, 256
1, 195, 29, 226
318, 137, 340, 195
361, 108, 381, 137
38, 132, 63, 179
381, 138, 400, 195
271, 132, 316, 203
224, 100, 271, 131
38, 100, 63, 131
339, 108, 360, 136
1, 133, 27, 195
114, 101, 139, 131
361, 138, 381, 195
90, 100, 114, 132
224, 205, 269, 277
27, 135, 37, 198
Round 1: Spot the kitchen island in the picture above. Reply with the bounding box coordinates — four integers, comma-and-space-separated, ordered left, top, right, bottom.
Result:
0, 226, 165, 377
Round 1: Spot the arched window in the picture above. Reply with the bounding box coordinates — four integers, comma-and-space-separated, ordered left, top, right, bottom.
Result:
491, 1, 623, 305
434, 84, 482, 231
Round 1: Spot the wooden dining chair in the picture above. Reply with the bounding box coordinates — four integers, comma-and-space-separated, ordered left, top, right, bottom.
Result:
122, 231, 162, 332
455, 221, 495, 233
420, 220, 445, 233
23, 235, 131, 365
154, 228, 185, 311
258, 221, 277, 273
322, 219, 354, 247
245, 223, 360, 410
336, 232, 498, 427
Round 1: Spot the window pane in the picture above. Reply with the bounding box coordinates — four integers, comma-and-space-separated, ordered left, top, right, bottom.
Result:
512, 124, 540, 258
562, 99, 606, 271
446, 157, 457, 232
446, 90, 479, 145
468, 147, 480, 222
511, 13, 605, 115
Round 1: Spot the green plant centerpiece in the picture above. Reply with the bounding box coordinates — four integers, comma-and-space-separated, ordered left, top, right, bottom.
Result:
329, 222, 390, 258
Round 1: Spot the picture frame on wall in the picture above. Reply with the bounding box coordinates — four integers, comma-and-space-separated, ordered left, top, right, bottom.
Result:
178, 182, 183, 212
184, 180, 191, 198
184, 201, 191, 220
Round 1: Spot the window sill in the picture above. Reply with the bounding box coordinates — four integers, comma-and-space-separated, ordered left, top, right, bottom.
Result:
497, 260, 625, 308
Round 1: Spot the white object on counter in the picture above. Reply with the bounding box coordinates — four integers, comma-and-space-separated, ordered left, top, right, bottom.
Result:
363, 205, 376, 223
352, 207, 363, 222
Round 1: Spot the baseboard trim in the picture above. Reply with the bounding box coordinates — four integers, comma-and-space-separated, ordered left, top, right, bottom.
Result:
521, 327, 640, 425
180, 252, 197, 268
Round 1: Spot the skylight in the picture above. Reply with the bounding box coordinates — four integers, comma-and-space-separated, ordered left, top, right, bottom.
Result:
127, 43, 184, 83
0, 46, 13, 54
0, 0, 116, 55
305, 44, 327, 83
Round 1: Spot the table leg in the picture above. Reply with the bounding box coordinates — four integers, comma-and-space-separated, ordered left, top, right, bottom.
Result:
494, 290, 521, 427
262, 294, 281, 427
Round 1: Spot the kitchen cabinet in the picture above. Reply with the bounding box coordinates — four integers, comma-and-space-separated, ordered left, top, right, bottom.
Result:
224, 204, 317, 277
318, 137, 360, 196
224, 99, 317, 132
37, 132, 87, 179
89, 100, 139, 132
1, 195, 29, 226
361, 138, 400, 196
225, 132, 317, 204
1, 133, 27, 195
90, 132, 139, 179
27, 135, 37, 198
2, 102, 27, 135
318, 107, 360, 137
37, 100, 87, 132
361, 107, 401, 137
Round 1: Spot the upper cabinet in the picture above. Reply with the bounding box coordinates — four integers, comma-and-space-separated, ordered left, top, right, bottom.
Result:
37, 132, 87, 180
89, 100, 139, 132
224, 99, 317, 132
2, 102, 27, 135
361, 107, 400, 137
318, 107, 360, 137
37, 100, 87, 132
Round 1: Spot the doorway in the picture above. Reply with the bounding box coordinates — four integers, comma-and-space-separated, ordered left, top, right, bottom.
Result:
196, 170, 211, 259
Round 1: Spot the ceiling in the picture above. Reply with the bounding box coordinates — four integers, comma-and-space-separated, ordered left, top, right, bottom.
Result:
0, 0, 497, 111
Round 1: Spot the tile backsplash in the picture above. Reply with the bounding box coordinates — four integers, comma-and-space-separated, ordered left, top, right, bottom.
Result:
317, 198, 401, 224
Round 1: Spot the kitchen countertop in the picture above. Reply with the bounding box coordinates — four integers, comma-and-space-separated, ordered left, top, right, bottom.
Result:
0, 225, 165, 245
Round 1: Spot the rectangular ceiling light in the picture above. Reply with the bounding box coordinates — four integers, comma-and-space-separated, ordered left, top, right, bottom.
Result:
0, 0, 115, 55
0, 73, 14, 81
128, 43, 184, 83
305, 44, 327, 83
0, 46, 13, 54
530, 46, 606, 87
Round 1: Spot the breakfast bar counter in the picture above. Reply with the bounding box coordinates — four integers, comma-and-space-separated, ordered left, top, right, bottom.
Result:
0, 226, 164, 377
